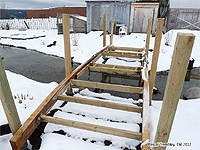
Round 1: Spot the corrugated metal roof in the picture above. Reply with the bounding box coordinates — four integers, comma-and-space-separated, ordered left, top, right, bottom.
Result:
85, 0, 134, 2
170, 0, 200, 9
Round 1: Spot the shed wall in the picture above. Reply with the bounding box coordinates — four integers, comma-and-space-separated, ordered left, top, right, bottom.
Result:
87, 2, 131, 33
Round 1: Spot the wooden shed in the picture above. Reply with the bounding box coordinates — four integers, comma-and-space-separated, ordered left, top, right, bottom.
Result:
129, 3, 159, 33
166, 0, 200, 31
57, 14, 87, 34
86, 0, 133, 33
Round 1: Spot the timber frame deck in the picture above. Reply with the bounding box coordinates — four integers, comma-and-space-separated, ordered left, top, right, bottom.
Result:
9, 16, 164, 150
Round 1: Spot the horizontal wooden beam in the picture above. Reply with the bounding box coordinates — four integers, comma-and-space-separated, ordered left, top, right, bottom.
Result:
103, 51, 142, 59
89, 66, 141, 75
106, 73, 141, 80
57, 95, 142, 113
71, 79, 143, 94
109, 46, 144, 52
76, 65, 89, 79
10, 46, 109, 150
40, 115, 142, 140
94, 63, 143, 70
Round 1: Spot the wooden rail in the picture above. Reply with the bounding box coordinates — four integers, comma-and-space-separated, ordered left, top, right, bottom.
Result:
89, 66, 141, 75
40, 115, 142, 140
71, 79, 143, 94
103, 51, 142, 59
109, 46, 144, 52
57, 95, 142, 113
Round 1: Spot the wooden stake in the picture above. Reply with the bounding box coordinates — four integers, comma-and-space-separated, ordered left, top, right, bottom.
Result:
103, 14, 107, 47
146, 17, 153, 57
0, 55, 22, 135
153, 33, 195, 150
110, 18, 114, 45
62, 14, 72, 91
149, 18, 164, 104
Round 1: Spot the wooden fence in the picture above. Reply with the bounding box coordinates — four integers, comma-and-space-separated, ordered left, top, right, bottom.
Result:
0, 18, 57, 30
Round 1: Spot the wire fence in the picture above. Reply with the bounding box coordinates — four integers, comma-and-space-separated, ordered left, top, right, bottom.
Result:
0, 18, 57, 30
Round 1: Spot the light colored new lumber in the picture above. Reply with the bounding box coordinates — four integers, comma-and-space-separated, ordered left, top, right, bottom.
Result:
62, 14, 72, 91
40, 115, 142, 140
89, 66, 141, 75
103, 51, 142, 59
110, 18, 114, 45
10, 46, 108, 150
57, 95, 142, 113
71, 79, 143, 94
0, 56, 22, 135
109, 46, 144, 52
76, 65, 89, 79
145, 17, 153, 57
103, 14, 107, 47
91, 53, 103, 65
153, 33, 195, 150
94, 63, 142, 70
142, 66, 150, 150
149, 18, 164, 105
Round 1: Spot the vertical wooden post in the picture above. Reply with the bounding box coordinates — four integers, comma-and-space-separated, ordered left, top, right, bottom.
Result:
149, 18, 164, 105
0, 56, 22, 134
62, 14, 72, 91
103, 14, 107, 47
153, 33, 195, 150
110, 18, 114, 45
145, 17, 153, 57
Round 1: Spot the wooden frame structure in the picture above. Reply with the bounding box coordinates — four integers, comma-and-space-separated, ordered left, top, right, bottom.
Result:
9, 16, 161, 150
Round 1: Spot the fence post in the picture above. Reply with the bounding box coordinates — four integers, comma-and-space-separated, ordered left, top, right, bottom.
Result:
110, 18, 114, 45
149, 18, 164, 105
145, 17, 153, 58
62, 14, 72, 92
103, 14, 107, 47
0, 56, 22, 135
153, 33, 195, 150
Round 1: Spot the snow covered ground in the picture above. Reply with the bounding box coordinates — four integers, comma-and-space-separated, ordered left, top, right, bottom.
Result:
0, 29, 200, 149
0, 29, 199, 71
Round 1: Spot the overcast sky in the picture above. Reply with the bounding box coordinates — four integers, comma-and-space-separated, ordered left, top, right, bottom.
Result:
0, 0, 86, 10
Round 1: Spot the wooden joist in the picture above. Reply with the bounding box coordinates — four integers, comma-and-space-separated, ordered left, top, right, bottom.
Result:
109, 46, 144, 52
10, 46, 109, 150
103, 51, 142, 59
40, 115, 142, 140
93, 63, 143, 70
57, 95, 142, 113
89, 65, 141, 75
71, 79, 143, 94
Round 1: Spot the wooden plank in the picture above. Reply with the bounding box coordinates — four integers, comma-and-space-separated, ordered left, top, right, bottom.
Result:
142, 66, 150, 150
76, 65, 89, 79
57, 95, 142, 113
103, 14, 107, 47
95, 63, 142, 70
110, 18, 114, 45
89, 66, 141, 75
145, 17, 153, 57
62, 14, 72, 91
0, 56, 22, 135
62, 14, 72, 77
103, 51, 142, 59
10, 46, 108, 150
91, 53, 103, 65
109, 46, 144, 52
71, 79, 143, 94
106, 73, 141, 80
40, 115, 142, 140
153, 33, 195, 150
149, 19, 164, 105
